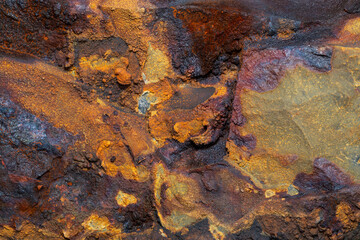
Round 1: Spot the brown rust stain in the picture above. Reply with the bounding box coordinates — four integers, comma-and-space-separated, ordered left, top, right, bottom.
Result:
173, 7, 252, 75
163, 85, 215, 110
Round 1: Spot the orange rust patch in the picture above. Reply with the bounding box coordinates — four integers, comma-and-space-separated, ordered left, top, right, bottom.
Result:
0, 57, 154, 179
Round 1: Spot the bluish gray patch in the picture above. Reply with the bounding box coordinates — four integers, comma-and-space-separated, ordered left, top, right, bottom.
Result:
138, 92, 151, 114
0, 95, 75, 178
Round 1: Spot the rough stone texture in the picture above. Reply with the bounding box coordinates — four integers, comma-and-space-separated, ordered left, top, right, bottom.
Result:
0, 0, 360, 239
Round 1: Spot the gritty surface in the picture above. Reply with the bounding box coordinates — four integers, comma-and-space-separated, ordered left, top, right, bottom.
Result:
0, 0, 360, 239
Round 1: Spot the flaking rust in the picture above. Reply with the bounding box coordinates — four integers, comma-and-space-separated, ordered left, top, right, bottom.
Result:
0, 0, 360, 239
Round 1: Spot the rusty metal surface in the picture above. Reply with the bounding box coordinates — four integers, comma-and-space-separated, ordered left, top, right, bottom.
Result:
0, 0, 360, 239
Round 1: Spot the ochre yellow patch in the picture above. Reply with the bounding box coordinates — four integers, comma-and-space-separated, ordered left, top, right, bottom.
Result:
342, 17, 360, 35
334, 17, 360, 45
82, 214, 122, 237
143, 44, 173, 84
153, 163, 202, 233
209, 224, 226, 240
82, 214, 111, 232
0, 222, 62, 239
173, 119, 206, 143
101, 0, 140, 12
336, 202, 358, 230
227, 46, 360, 191
116, 190, 138, 207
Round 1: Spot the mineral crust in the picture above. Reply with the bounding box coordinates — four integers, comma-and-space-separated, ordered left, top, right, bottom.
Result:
0, 0, 360, 239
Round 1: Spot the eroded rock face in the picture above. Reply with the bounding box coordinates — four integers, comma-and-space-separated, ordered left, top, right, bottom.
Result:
0, 0, 360, 239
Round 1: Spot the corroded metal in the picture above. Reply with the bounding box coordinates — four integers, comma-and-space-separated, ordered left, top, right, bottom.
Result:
0, 0, 360, 239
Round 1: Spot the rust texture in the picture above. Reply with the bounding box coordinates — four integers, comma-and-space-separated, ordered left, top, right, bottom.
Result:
0, 0, 360, 239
